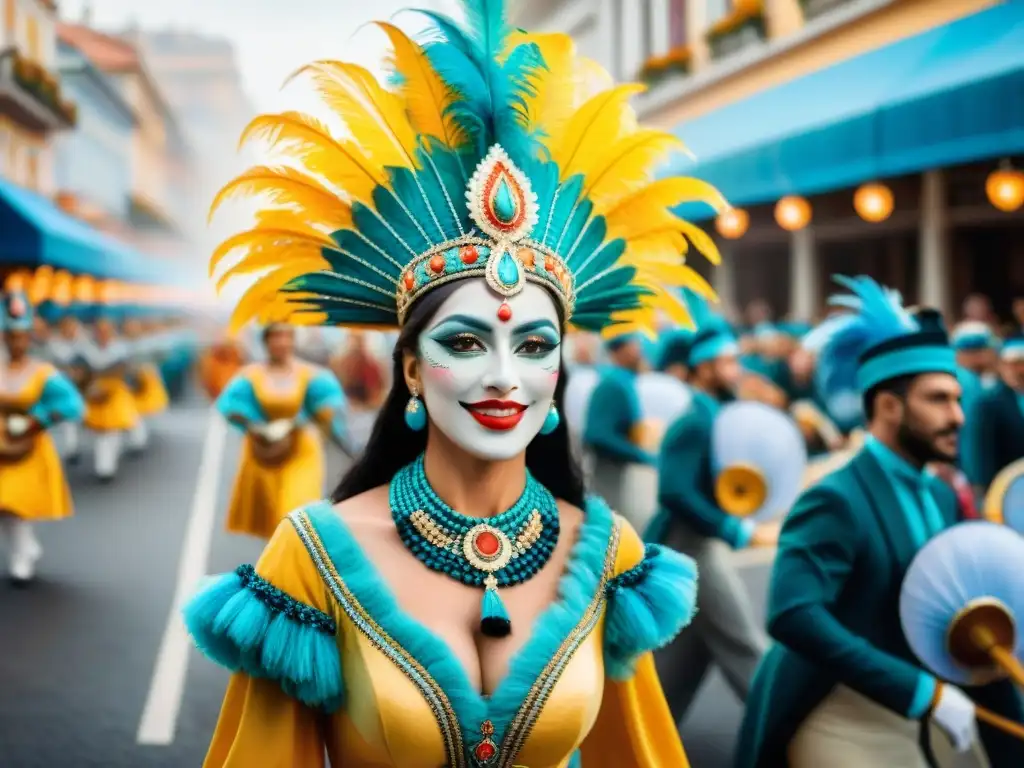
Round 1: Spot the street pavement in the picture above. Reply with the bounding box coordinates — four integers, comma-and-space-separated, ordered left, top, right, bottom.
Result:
0, 396, 770, 768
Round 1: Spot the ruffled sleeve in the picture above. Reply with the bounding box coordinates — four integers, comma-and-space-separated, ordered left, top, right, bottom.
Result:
214, 368, 264, 428
603, 521, 698, 680
578, 519, 697, 767
32, 366, 85, 426
303, 367, 348, 443
182, 520, 342, 712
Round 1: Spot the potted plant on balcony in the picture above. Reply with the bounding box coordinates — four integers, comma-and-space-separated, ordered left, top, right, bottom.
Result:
640, 45, 692, 86
706, 0, 766, 60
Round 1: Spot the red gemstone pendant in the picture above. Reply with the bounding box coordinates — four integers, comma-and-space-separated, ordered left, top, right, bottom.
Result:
472, 720, 499, 765
474, 531, 500, 557
496, 302, 512, 322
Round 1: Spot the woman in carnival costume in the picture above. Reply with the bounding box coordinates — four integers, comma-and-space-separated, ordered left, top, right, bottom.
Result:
216, 312, 349, 540
121, 311, 171, 454
184, 2, 725, 765
80, 280, 141, 482
0, 290, 85, 584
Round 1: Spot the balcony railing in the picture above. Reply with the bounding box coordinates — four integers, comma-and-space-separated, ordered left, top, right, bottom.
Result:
707, 0, 766, 60
640, 46, 693, 86
0, 48, 77, 130
800, 0, 858, 23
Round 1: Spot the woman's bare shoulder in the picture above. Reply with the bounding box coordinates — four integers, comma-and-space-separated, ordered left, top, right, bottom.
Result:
555, 499, 586, 535
333, 485, 393, 533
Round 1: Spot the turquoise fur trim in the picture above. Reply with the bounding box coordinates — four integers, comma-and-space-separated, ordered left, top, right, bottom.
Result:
32, 371, 85, 426
296, 493, 618, 763
855, 346, 957, 393
181, 564, 343, 710
215, 375, 266, 428
603, 544, 698, 680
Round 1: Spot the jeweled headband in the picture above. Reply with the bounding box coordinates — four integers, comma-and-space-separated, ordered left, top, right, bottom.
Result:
208, 3, 728, 337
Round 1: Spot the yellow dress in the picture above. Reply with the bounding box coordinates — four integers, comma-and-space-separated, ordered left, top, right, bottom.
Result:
0, 361, 85, 520
133, 363, 170, 416
184, 496, 696, 767
217, 363, 346, 540
82, 342, 140, 432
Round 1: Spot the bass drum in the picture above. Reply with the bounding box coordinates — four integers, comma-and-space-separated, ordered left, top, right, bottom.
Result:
636, 371, 692, 447
0, 414, 34, 464
562, 365, 599, 442
983, 457, 1024, 535
711, 401, 808, 523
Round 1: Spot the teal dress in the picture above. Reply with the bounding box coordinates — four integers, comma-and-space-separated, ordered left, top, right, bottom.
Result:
970, 380, 1024, 489
736, 440, 1024, 767
645, 391, 753, 548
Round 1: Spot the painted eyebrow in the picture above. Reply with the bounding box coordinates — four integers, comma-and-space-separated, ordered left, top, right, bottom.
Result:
429, 314, 492, 334
513, 319, 559, 336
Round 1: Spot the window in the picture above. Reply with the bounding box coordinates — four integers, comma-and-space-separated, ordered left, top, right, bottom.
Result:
669, 0, 688, 47
639, 0, 654, 62
706, 0, 730, 25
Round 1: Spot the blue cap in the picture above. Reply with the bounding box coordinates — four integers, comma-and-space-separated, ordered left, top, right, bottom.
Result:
1002, 332, 1024, 361
1, 292, 34, 332
688, 319, 738, 367
655, 329, 695, 371
951, 321, 996, 351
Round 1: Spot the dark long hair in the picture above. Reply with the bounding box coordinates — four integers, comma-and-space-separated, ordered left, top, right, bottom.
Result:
331, 281, 586, 507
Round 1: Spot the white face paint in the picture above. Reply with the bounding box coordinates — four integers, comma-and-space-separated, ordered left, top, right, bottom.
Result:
416, 280, 562, 461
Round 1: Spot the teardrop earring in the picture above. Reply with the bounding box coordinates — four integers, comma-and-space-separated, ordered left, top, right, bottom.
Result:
404, 383, 427, 432
539, 403, 560, 435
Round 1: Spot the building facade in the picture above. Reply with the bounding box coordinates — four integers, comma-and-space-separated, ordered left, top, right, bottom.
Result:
54, 35, 135, 230
511, 0, 1024, 324
0, 0, 75, 193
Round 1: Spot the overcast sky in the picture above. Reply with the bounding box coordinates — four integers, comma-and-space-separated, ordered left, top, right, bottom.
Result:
59, 0, 461, 112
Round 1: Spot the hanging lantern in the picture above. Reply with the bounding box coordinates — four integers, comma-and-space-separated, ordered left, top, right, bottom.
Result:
854, 182, 894, 223
715, 207, 749, 239
986, 166, 1024, 213
774, 195, 812, 231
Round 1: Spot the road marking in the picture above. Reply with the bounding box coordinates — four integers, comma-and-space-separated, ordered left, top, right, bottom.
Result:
137, 411, 227, 746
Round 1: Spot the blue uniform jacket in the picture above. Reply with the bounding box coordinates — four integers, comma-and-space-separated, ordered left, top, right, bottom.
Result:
970, 380, 1024, 489
735, 447, 1024, 767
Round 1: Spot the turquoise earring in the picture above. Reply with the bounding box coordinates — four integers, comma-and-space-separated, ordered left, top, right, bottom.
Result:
404, 384, 427, 431
539, 403, 560, 435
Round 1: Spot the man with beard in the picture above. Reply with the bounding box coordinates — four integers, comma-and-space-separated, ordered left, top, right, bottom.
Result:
736, 276, 1024, 768
968, 332, 1024, 494
646, 317, 777, 725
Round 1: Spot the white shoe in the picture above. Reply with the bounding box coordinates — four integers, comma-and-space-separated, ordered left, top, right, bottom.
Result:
9, 523, 41, 584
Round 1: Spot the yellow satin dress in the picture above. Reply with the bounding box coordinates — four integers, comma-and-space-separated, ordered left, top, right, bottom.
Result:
0, 362, 80, 520
222, 364, 327, 540
82, 344, 140, 432
133, 363, 169, 416
187, 495, 694, 767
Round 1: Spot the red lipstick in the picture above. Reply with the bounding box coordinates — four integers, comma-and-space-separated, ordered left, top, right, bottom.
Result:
462, 400, 528, 431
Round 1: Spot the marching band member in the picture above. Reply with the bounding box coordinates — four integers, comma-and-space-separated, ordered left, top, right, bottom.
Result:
216, 323, 348, 540
46, 285, 88, 463
736, 276, 1024, 767
968, 331, 1024, 494
182, 2, 725, 762
0, 291, 84, 584
952, 320, 1001, 387
122, 316, 170, 453
81, 307, 140, 483
647, 317, 773, 723
583, 334, 657, 526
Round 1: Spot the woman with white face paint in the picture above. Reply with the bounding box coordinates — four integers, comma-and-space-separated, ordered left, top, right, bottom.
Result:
186, 4, 727, 764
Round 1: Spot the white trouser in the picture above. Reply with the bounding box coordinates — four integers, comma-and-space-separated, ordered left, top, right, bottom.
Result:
127, 420, 149, 451
60, 420, 80, 457
1, 518, 42, 580
94, 431, 122, 479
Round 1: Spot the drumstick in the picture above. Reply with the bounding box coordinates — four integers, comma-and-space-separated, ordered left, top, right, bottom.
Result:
990, 645, 1024, 689
976, 705, 1024, 740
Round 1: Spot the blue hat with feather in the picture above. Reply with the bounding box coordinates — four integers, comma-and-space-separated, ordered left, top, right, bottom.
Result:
805, 275, 956, 396
1, 292, 34, 332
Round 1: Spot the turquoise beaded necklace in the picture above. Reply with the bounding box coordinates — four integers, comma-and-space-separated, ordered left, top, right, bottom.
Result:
390, 454, 560, 637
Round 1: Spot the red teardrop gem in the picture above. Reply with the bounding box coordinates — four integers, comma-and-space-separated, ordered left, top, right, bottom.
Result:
496, 303, 512, 323
474, 742, 496, 762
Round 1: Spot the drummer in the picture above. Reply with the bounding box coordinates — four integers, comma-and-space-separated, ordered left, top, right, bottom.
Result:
736, 276, 1023, 768
646, 317, 775, 725
965, 332, 1024, 495
581, 333, 655, 524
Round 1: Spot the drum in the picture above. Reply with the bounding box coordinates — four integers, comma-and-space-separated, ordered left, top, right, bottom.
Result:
983, 458, 1024, 535
249, 431, 298, 467
710, 401, 808, 522
791, 399, 843, 452
0, 413, 35, 463
636, 371, 692, 448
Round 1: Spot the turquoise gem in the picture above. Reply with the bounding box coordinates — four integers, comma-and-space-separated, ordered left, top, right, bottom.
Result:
497, 252, 520, 286
492, 176, 518, 224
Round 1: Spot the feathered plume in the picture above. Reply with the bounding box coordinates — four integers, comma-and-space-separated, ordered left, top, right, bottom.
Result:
804, 275, 919, 399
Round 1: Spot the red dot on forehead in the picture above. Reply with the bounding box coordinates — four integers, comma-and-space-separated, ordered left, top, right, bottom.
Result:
497, 302, 512, 322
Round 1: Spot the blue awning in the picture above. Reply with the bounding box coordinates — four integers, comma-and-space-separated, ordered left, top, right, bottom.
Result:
666, 3, 1024, 213
0, 177, 153, 280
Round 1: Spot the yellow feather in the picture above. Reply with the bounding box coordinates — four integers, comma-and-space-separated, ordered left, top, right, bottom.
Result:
218, 255, 328, 292
677, 220, 722, 265
640, 263, 718, 301
573, 58, 615, 104
376, 22, 466, 150
209, 166, 351, 227
211, 229, 333, 284
509, 32, 576, 155
582, 131, 682, 211
239, 112, 384, 201
228, 262, 324, 334
604, 177, 728, 227
552, 84, 645, 181
288, 60, 418, 169
252, 208, 337, 234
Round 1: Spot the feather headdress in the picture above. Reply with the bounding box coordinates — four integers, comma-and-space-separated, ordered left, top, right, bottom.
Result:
209, 0, 726, 337
806, 275, 955, 396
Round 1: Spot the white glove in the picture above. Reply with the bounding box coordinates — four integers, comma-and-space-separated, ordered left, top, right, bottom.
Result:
931, 684, 978, 753
262, 419, 294, 443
